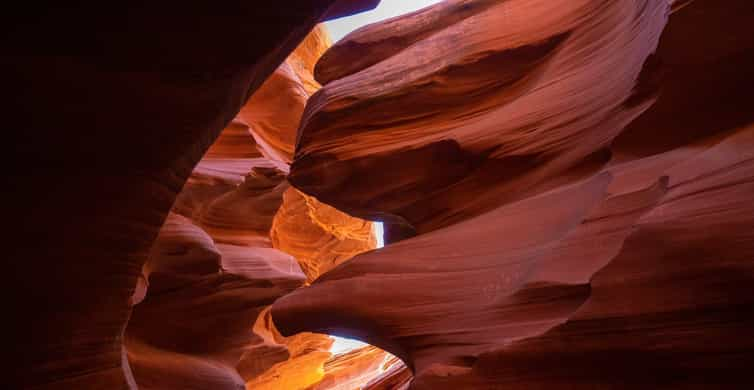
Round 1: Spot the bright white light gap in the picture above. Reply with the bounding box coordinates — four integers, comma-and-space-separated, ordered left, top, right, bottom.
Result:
374, 221, 385, 249
330, 335, 369, 355
324, 0, 444, 42
327, 220, 383, 355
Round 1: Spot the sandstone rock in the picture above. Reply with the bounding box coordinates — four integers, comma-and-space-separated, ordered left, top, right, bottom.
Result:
8, 2, 379, 388
273, 172, 615, 375
290, 0, 670, 236
126, 213, 306, 389
364, 357, 413, 390
307, 346, 393, 390
237, 25, 331, 165
243, 309, 334, 390
197, 167, 288, 247
273, 0, 754, 388
416, 124, 754, 389
13, 0, 754, 389
272, 187, 376, 281
132, 22, 385, 389
275, 123, 754, 387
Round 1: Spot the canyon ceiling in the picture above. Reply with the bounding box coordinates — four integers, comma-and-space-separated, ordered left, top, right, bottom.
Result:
8, 0, 754, 389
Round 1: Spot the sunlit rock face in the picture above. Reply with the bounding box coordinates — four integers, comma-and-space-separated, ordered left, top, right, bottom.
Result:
241, 309, 336, 390
272, 187, 377, 281
125, 22, 393, 390
125, 213, 306, 390
237, 27, 333, 166
308, 346, 397, 390
274, 0, 754, 388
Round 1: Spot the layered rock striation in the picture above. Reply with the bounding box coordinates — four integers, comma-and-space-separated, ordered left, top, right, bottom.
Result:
11, 0, 754, 389
274, 0, 754, 388
8, 2, 381, 388
290, 0, 672, 238
124, 23, 391, 390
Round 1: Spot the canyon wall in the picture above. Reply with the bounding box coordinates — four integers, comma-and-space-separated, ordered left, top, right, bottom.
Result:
8, 2, 380, 389
274, 0, 754, 388
126, 24, 394, 390
9, 0, 754, 389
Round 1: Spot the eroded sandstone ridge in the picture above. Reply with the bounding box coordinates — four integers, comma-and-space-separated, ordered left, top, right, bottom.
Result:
10, 0, 754, 389
290, 0, 670, 237
274, 0, 754, 388
272, 188, 377, 281
125, 24, 395, 390
8, 2, 383, 389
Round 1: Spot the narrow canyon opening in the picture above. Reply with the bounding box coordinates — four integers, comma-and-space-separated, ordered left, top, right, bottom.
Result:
123, 4, 422, 389
324, 0, 444, 42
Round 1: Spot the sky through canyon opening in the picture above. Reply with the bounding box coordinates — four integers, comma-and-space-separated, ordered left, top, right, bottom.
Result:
324, 0, 444, 42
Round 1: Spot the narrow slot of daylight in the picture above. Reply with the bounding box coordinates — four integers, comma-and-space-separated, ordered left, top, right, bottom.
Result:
324, 0, 445, 42
374, 221, 385, 249
329, 221, 384, 355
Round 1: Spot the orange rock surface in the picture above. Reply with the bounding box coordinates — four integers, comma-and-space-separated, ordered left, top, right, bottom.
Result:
9, 2, 382, 388
274, 0, 754, 388
124, 21, 389, 390
126, 213, 306, 389
237, 26, 332, 165
290, 0, 671, 238
272, 187, 376, 281
11, 0, 754, 389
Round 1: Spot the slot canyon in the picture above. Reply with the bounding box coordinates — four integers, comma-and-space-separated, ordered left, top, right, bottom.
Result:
8, 0, 754, 389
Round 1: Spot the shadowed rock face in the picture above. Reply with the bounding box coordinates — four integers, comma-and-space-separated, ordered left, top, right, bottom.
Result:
11, 0, 754, 389
122, 23, 391, 390
237, 26, 334, 166
125, 213, 306, 390
273, 0, 754, 388
6, 2, 380, 389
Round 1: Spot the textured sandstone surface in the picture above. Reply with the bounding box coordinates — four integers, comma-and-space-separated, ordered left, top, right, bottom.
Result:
11, 0, 754, 389
307, 346, 399, 390
127, 23, 389, 390
237, 26, 332, 165
272, 187, 376, 281
125, 213, 306, 389
274, 0, 754, 388
290, 0, 671, 237
123, 21, 391, 390
8, 2, 381, 388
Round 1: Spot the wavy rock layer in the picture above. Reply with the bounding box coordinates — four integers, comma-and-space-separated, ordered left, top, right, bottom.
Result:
364, 358, 413, 390
272, 187, 376, 281
9, 3, 369, 388
14, 0, 753, 388
415, 125, 754, 389
274, 0, 754, 388
125, 21, 389, 390
308, 346, 400, 390
8, 1, 383, 387
125, 213, 306, 390
242, 309, 335, 390
237, 26, 332, 165
276, 125, 754, 389
290, 0, 670, 237
197, 167, 288, 246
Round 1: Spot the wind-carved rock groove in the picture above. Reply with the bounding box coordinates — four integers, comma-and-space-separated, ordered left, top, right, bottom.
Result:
273, 0, 754, 388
